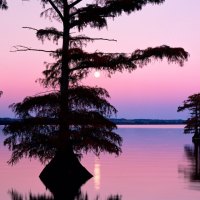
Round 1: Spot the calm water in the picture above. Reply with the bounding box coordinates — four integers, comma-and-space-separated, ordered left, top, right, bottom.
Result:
1, 125, 200, 199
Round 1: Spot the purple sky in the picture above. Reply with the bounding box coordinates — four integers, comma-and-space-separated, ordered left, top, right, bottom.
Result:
0, 0, 200, 119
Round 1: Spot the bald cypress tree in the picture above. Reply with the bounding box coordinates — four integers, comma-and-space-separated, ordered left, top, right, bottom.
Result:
3, 0, 189, 187
178, 93, 200, 139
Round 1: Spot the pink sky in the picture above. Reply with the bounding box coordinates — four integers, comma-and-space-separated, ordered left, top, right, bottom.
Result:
0, 0, 200, 119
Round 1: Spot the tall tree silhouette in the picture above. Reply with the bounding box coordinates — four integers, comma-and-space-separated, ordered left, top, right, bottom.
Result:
3, 0, 189, 186
178, 93, 200, 139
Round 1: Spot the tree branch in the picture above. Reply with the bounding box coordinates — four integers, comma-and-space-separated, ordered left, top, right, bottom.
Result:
69, 7, 84, 18
71, 36, 117, 42
10, 45, 56, 53
22, 27, 117, 42
47, 0, 64, 22
69, 65, 90, 73
69, 0, 82, 8
22, 26, 38, 31
34, 90, 59, 97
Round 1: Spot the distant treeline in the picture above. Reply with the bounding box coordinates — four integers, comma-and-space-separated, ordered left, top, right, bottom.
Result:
0, 118, 20, 125
0, 118, 186, 125
110, 118, 186, 125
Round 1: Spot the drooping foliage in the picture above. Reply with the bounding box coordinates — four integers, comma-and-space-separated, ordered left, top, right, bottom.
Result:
38, 44, 188, 88
4, 86, 121, 164
178, 93, 200, 136
3, 0, 189, 165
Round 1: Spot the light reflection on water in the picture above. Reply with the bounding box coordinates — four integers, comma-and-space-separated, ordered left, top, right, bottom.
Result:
1, 125, 200, 200
94, 157, 101, 191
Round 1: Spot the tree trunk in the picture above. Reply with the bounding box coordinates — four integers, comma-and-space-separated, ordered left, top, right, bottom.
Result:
39, 3, 93, 196
39, 147, 92, 199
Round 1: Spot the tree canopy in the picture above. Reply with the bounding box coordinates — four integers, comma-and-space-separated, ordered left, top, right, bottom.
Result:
4, 86, 122, 164
178, 93, 200, 137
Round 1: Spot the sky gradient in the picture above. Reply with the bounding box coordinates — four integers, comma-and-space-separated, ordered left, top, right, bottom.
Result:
0, 0, 200, 119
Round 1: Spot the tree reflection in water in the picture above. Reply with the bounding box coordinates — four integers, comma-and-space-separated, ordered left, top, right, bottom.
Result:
8, 189, 122, 200
180, 140, 200, 190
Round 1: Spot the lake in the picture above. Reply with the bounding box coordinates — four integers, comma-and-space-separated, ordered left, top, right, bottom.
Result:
0, 125, 200, 200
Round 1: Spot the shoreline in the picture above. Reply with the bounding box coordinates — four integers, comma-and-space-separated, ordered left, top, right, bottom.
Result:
0, 118, 186, 126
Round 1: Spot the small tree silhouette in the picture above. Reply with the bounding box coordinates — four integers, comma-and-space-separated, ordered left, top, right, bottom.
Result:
178, 93, 200, 139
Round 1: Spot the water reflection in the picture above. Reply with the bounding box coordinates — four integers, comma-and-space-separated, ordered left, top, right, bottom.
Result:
180, 140, 200, 190
38, 148, 93, 200
8, 189, 53, 200
8, 189, 122, 200
3, 126, 192, 199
